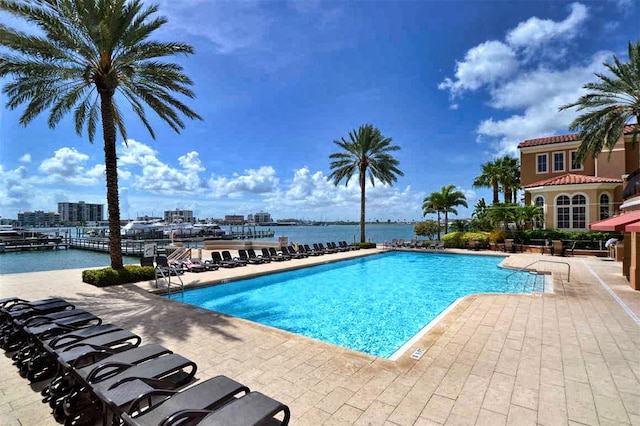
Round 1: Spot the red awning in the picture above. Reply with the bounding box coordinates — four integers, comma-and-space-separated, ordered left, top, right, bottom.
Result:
590, 210, 640, 231
625, 219, 640, 232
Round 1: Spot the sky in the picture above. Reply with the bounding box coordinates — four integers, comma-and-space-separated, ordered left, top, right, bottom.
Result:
0, 0, 638, 223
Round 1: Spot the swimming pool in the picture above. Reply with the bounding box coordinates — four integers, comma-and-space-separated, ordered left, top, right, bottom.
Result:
166, 252, 545, 358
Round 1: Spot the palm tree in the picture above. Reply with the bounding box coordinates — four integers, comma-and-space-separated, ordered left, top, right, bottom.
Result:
473, 160, 501, 204
0, 0, 202, 269
515, 204, 543, 230
559, 41, 640, 169
422, 197, 442, 238
329, 124, 403, 243
422, 185, 468, 236
496, 156, 520, 204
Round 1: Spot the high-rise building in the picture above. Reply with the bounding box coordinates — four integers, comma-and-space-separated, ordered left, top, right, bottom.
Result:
253, 211, 272, 224
164, 209, 194, 223
17, 210, 61, 227
58, 201, 104, 225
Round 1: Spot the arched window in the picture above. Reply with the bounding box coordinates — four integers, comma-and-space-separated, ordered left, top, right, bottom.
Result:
572, 195, 586, 229
557, 195, 570, 228
600, 194, 610, 220
534, 196, 544, 229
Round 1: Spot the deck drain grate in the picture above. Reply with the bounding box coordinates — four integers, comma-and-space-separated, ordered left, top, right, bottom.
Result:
410, 348, 425, 360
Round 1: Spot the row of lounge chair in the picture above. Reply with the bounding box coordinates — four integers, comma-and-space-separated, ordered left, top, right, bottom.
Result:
0, 296, 290, 426
150, 242, 360, 274
389, 239, 445, 250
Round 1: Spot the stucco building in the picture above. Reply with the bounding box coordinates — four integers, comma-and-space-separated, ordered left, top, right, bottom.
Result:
518, 125, 637, 231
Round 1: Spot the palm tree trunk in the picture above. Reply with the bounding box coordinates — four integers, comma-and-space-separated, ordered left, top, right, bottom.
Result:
437, 211, 441, 239
359, 169, 366, 243
444, 211, 449, 234
492, 182, 499, 204
100, 91, 124, 270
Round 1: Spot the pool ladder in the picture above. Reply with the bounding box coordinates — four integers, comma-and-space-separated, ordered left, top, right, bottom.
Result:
155, 265, 184, 295
505, 260, 571, 288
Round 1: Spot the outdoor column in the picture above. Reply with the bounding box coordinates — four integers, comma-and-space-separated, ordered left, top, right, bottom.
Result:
630, 231, 640, 290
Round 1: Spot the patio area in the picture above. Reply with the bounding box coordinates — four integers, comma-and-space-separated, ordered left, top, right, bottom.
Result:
1, 249, 639, 425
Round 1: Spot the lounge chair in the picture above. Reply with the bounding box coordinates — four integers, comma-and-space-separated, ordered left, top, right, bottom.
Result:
313, 243, 329, 254
303, 244, 322, 256
190, 257, 218, 271
328, 242, 348, 252
189, 391, 290, 426
286, 245, 307, 259
238, 249, 264, 264
48, 344, 173, 417
248, 248, 270, 263
179, 260, 207, 273
435, 241, 445, 250
33, 328, 142, 384
222, 250, 247, 266
208, 251, 238, 268
121, 375, 250, 426
317, 242, 337, 254
62, 353, 197, 425
339, 241, 358, 251
565, 241, 576, 256
263, 247, 286, 261
426, 241, 437, 249
155, 256, 184, 276
1, 298, 75, 323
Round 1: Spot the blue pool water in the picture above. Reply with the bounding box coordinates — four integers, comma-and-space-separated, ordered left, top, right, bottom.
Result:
166, 252, 544, 358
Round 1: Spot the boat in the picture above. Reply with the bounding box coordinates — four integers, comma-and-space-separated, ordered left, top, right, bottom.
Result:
120, 220, 166, 237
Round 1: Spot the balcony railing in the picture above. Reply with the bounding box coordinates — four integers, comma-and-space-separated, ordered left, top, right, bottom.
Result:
623, 167, 640, 200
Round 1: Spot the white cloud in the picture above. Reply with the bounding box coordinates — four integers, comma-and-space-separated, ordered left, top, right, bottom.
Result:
38, 147, 102, 185
19, 154, 31, 163
505, 3, 587, 49
438, 41, 518, 96
477, 50, 611, 155
209, 166, 279, 198
0, 165, 32, 211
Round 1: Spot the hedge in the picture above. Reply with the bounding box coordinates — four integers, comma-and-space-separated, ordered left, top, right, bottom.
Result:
82, 265, 156, 287
441, 231, 490, 248
353, 242, 377, 249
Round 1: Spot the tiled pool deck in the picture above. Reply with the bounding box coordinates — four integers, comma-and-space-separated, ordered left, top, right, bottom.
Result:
1, 248, 639, 425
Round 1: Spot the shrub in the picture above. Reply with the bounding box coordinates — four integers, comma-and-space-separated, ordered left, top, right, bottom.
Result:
354, 242, 377, 249
442, 231, 490, 248
441, 232, 463, 248
82, 265, 156, 287
488, 229, 507, 244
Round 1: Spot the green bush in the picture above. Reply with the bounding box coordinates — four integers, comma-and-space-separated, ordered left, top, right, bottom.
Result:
354, 242, 377, 249
82, 265, 156, 287
488, 229, 507, 243
442, 231, 490, 248
441, 232, 463, 248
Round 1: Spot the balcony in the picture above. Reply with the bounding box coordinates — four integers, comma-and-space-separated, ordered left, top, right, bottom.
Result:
622, 168, 640, 200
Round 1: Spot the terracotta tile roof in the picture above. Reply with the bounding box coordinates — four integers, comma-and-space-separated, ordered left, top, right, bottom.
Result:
518, 124, 638, 148
523, 173, 623, 188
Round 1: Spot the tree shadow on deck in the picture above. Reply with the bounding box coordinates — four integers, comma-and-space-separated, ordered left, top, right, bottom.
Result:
59, 280, 244, 345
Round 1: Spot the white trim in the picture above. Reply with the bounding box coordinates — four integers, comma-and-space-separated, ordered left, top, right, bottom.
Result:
620, 199, 640, 210
520, 140, 580, 153
552, 151, 565, 172
553, 192, 589, 230
599, 192, 612, 221
536, 153, 548, 174
569, 150, 584, 171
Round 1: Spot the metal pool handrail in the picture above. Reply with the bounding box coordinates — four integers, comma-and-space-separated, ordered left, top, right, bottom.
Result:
506, 260, 570, 284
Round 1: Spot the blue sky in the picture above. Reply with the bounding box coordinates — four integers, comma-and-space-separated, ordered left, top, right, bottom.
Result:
0, 0, 637, 222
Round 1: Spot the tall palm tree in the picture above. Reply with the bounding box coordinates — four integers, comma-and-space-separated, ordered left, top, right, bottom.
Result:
0, 0, 202, 269
559, 40, 640, 169
496, 156, 520, 204
422, 197, 442, 238
422, 185, 468, 235
473, 160, 501, 204
329, 124, 403, 243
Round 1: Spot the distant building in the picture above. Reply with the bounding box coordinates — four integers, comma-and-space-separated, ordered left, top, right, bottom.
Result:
254, 211, 272, 224
224, 215, 244, 224
17, 210, 61, 227
58, 201, 104, 225
164, 209, 194, 224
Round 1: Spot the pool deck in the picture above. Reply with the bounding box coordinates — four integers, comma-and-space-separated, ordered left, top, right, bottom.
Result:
1, 248, 639, 425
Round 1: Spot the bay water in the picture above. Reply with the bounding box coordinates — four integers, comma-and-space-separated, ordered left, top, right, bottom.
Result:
0, 224, 417, 275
